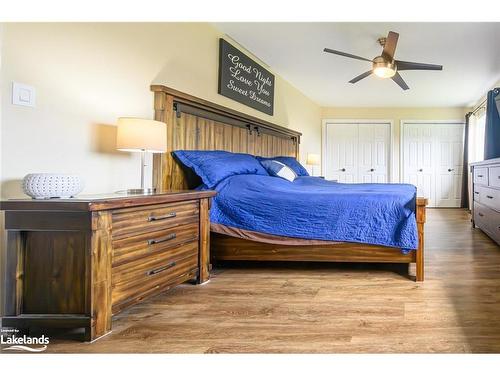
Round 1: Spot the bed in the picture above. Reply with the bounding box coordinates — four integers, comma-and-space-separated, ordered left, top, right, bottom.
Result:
151, 85, 427, 281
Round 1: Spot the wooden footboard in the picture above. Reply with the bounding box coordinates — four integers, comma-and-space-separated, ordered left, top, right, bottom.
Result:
211, 197, 428, 282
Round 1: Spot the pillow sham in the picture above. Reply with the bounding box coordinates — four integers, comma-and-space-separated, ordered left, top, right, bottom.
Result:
173, 150, 268, 188
257, 156, 309, 176
260, 159, 297, 182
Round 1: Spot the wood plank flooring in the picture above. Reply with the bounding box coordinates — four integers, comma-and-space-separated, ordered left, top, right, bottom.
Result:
32, 209, 500, 353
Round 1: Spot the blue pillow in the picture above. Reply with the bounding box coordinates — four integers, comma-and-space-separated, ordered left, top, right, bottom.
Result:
257, 156, 309, 176
173, 150, 268, 188
260, 160, 297, 182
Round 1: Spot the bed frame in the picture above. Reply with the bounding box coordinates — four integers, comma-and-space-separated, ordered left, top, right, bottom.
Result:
151, 85, 427, 282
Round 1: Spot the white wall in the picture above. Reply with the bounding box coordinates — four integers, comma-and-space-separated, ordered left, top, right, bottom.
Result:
0, 23, 321, 198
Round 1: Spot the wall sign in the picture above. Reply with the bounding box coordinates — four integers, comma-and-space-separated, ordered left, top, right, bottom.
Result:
218, 38, 275, 116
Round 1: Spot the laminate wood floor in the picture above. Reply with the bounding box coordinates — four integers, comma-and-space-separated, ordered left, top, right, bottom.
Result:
38, 209, 500, 353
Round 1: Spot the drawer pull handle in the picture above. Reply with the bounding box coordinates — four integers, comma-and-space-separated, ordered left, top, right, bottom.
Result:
448, 168, 454, 172
474, 191, 479, 195
147, 233, 177, 245
478, 213, 484, 217
486, 195, 494, 199
477, 175, 484, 178
147, 262, 176, 276
148, 212, 176, 221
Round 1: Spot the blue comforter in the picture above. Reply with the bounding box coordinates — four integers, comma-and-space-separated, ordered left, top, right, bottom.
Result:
207, 175, 418, 250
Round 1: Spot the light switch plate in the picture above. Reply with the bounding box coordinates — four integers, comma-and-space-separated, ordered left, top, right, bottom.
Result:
12, 82, 36, 107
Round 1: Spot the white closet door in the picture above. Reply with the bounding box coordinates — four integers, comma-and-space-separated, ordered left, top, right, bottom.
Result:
358, 123, 390, 183
434, 123, 464, 207
325, 123, 358, 182
403, 123, 435, 206
402, 122, 464, 208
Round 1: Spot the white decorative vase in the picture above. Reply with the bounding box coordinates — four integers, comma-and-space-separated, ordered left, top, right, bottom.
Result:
22, 174, 84, 199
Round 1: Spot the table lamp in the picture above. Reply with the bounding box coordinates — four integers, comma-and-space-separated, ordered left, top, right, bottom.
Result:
306, 153, 320, 176
116, 117, 167, 194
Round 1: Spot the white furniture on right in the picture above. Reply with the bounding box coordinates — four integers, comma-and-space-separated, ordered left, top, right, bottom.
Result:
471, 157, 500, 245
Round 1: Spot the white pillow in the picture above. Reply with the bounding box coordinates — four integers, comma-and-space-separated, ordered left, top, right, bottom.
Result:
260, 160, 297, 182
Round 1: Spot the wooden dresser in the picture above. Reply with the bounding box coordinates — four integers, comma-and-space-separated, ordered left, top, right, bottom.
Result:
0, 190, 216, 341
471, 158, 500, 245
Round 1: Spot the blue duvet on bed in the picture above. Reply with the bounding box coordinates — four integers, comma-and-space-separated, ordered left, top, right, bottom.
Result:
207, 175, 418, 251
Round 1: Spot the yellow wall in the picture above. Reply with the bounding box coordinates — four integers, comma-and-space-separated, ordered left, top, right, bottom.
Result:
0, 23, 321, 198
321, 106, 468, 181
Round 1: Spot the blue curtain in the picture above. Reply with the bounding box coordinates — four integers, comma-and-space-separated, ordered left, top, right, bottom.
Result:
484, 87, 500, 160
461, 112, 471, 209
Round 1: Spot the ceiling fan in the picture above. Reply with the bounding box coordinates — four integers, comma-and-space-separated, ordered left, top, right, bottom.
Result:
323, 31, 443, 90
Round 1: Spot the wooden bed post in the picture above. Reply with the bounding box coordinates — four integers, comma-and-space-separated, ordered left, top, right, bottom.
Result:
415, 197, 428, 282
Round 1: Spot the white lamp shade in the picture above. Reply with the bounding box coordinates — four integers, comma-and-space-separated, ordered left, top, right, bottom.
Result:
306, 153, 320, 166
116, 117, 167, 153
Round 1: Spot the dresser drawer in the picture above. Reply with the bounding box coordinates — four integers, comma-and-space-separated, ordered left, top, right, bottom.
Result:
473, 167, 488, 185
473, 186, 481, 203
475, 186, 500, 212
112, 200, 199, 239
112, 222, 199, 267
474, 202, 500, 245
489, 166, 500, 189
111, 241, 199, 313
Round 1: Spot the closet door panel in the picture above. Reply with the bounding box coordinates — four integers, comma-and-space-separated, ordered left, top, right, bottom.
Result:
435, 123, 464, 207
358, 123, 390, 183
403, 123, 435, 206
358, 124, 374, 183
325, 124, 358, 183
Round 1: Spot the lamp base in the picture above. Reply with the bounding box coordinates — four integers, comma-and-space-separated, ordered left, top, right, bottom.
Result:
125, 188, 156, 195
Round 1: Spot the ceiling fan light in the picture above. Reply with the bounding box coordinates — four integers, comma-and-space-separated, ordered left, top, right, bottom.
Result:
374, 66, 396, 78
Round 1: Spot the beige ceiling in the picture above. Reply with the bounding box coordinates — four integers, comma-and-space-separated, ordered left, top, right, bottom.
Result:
213, 22, 500, 107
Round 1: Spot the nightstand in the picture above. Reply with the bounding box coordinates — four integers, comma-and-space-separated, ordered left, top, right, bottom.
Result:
0, 190, 216, 341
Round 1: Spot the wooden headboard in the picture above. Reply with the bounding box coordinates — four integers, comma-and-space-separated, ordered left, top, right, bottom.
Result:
151, 85, 302, 190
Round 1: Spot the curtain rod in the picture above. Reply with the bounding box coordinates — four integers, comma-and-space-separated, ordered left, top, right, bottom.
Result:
471, 98, 487, 115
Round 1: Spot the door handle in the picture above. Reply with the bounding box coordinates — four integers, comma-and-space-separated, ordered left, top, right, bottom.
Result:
448, 168, 454, 172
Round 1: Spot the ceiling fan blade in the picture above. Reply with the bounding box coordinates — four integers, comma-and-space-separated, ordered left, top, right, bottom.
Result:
323, 48, 372, 62
349, 70, 373, 84
396, 60, 443, 71
392, 72, 409, 90
382, 31, 399, 61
